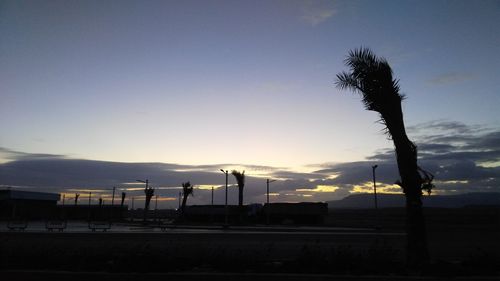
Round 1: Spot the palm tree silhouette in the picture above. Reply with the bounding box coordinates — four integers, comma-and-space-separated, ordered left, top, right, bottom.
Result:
231, 170, 245, 207
336, 47, 434, 269
143, 186, 154, 222
181, 181, 194, 214
120, 192, 126, 207
120, 192, 126, 219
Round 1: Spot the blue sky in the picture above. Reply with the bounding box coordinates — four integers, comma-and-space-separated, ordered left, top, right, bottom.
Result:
1, 0, 499, 207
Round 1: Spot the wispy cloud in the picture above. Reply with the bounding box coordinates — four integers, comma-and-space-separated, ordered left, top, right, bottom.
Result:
300, 0, 336, 26
428, 72, 476, 85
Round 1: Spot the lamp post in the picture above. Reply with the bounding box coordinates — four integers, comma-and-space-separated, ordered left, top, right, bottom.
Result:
111, 186, 116, 206
120, 192, 126, 219
88, 192, 92, 222
372, 165, 378, 209
372, 165, 379, 229
111, 186, 116, 221
266, 179, 276, 205
266, 179, 276, 225
154, 195, 158, 222
211, 186, 214, 206
131, 196, 135, 222
178, 191, 182, 210
220, 169, 229, 226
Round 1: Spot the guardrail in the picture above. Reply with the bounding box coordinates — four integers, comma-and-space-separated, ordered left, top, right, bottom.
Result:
45, 220, 67, 232
88, 221, 112, 232
7, 220, 28, 231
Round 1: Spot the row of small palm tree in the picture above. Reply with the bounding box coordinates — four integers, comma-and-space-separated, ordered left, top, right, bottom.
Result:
179, 170, 246, 213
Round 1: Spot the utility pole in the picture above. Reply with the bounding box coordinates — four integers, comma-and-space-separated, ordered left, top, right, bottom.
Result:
372, 165, 379, 229
111, 186, 116, 206
111, 186, 116, 221
211, 186, 214, 206
88, 192, 92, 222
131, 197, 135, 222
178, 191, 182, 210
266, 179, 276, 225
220, 169, 229, 226
154, 195, 158, 222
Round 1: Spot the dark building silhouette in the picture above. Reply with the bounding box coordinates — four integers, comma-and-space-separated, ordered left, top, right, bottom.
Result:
0, 190, 60, 219
182, 202, 328, 225
262, 202, 328, 224
182, 204, 254, 223
56, 205, 128, 220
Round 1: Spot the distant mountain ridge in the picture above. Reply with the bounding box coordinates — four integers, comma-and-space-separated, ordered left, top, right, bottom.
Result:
328, 192, 500, 209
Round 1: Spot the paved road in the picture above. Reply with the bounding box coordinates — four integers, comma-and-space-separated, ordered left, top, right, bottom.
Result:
0, 220, 393, 234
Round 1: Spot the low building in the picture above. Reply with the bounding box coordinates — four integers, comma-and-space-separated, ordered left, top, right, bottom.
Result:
261, 202, 328, 225
56, 205, 128, 220
0, 189, 60, 219
183, 205, 251, 223
181, 202, 328, 225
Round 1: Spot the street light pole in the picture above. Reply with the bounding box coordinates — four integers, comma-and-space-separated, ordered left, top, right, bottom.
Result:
266, 179, 276, 225
220, 169, 228, 226
111, 186, 116, 206
131, 197, 135, 222
111, 186, 116, 221
88, 192, 92, 222
61, 194, 66, 219
372, 165, 378, 210
154, 195, 158, 222
372, 165, 379, 229
211, 186, 214, 206
178, 192, 181, 210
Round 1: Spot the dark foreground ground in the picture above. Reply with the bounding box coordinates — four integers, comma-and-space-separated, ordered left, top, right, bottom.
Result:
1, 207, 499, 279
2, 271, 500, 281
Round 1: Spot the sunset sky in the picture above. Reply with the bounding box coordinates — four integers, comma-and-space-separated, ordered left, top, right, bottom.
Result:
1, 0, 499, 208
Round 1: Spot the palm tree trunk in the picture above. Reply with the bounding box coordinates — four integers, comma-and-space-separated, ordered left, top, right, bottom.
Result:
181, 195, 188, 213
143, 199, 151, 222
384, 106, 429, 270
238, 186, 243, 207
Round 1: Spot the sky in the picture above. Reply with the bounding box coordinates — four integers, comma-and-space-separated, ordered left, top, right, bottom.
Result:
1, 0, 499, 208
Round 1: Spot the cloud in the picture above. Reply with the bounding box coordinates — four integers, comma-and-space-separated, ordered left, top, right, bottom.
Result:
427, 72, 476, 85
1, 120, 499, 207
312, 120, 500, 196
407, 119, 485, 136
0, 147, 65, 163
300, 0, 336, 26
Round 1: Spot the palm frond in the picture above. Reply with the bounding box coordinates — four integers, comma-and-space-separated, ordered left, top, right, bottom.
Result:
335, 71, 359, 91
418, 167, 435, 195
335, 47, 404, 115
231, 170, 245, 188
181, 181, 194, 197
